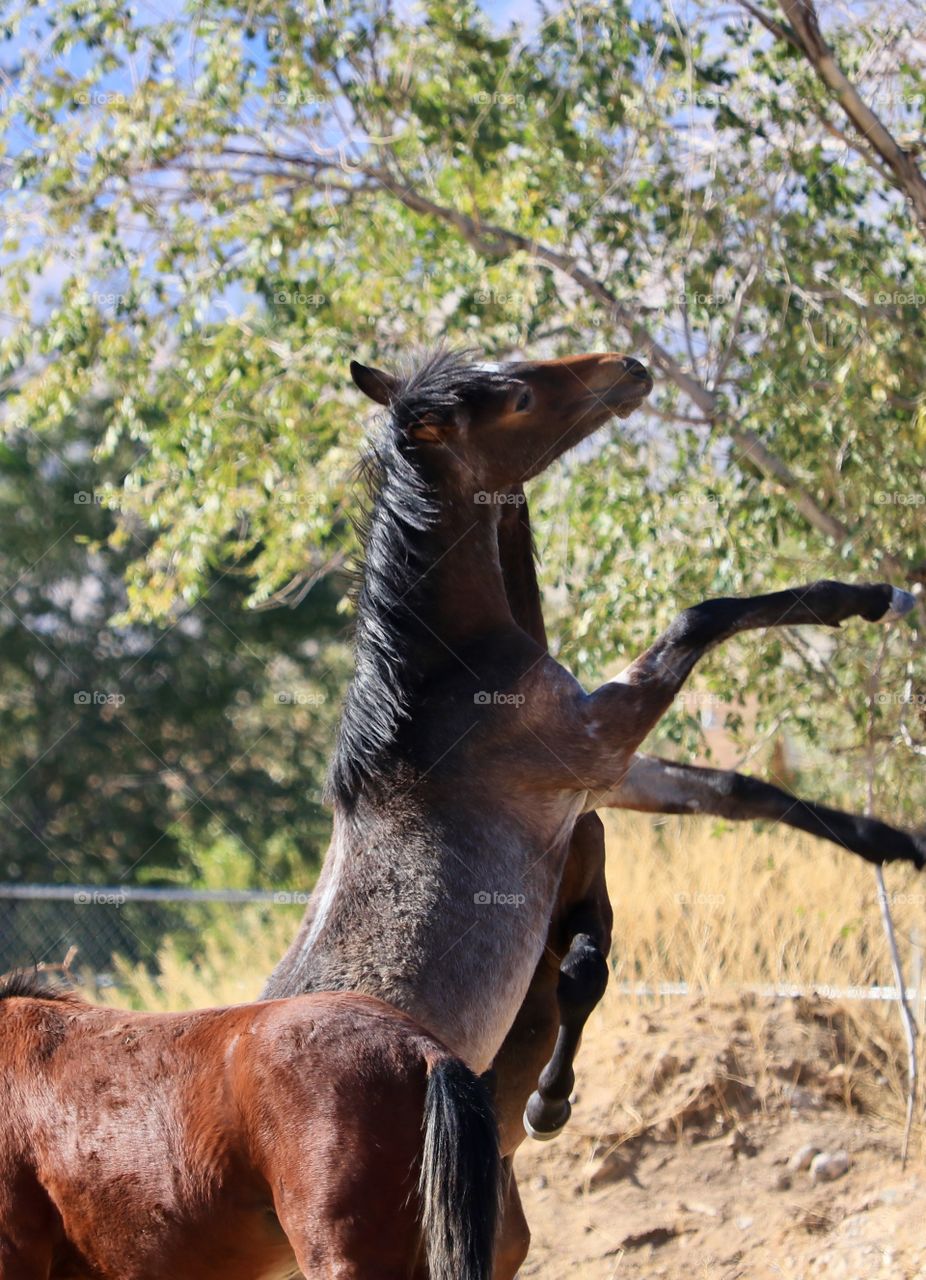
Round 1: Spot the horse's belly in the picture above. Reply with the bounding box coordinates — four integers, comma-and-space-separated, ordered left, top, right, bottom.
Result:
48, 1198, 297, 1280
398, 801, 585, 1070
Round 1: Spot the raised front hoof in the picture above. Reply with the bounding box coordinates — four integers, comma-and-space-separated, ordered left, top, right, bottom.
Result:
880, 586, 916, 622
523, 1092, 571, 1142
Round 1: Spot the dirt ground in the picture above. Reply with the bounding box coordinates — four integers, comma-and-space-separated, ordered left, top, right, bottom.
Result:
516, 993, 926, 1280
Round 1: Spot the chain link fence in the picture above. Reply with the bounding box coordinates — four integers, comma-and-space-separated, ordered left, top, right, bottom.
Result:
0, 884, 307, 991
2, 884, 920, 1009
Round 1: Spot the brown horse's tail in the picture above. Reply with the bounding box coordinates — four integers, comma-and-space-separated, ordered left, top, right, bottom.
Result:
419, 1056, 501, 1280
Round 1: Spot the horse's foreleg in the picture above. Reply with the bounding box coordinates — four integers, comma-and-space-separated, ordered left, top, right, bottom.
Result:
0, 1174, 57, 1280
523, 923, 609, 1141
579, 581, 914, 762
603, 754, 926, 869
616, 580, 912, 693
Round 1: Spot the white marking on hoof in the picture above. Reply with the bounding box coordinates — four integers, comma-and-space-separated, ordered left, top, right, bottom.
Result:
882, 586, 916, 621
523, 1108, 568, 1142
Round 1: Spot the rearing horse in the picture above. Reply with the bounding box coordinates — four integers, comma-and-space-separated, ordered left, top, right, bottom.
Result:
265, 349, 918, 1276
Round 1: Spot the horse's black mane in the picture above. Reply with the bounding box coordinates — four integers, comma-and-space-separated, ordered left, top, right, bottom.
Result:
0, 969, 70, 1002
326, 349, 513, 808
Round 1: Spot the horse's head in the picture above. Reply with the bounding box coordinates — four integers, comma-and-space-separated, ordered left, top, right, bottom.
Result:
349, 349, 652, 494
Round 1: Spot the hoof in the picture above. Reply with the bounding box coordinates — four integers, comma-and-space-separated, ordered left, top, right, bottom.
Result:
882, 587, 916, 621
523, 1093, 571, 1142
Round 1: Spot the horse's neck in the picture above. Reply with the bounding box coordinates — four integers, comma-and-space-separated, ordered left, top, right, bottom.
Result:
497, 498, 548, 650
327, 485, 517, 807
421, 500, 514, 650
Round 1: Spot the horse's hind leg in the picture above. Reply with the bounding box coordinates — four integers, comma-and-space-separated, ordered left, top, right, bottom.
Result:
494, 1159, 530, 1280
611, 753, 926, 869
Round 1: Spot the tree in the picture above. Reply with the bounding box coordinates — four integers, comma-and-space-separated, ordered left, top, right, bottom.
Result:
0, 395, 344, 886
1, 0, 923, 825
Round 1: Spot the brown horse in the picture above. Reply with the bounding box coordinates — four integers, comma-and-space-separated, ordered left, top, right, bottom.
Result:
263, 348, 920, 1275
0, 972, 500, 1280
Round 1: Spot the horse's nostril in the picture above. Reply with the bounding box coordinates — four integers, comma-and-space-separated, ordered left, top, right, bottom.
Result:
622, 357, 649, 380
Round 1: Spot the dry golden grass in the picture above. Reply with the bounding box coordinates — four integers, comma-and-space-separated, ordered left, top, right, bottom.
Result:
605, 811, 924, 992
93, 905, 296, 1011
85, 815, 926, 1278
602, 812, 923, 1138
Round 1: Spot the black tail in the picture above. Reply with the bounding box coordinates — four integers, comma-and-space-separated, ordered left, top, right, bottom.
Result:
419, 1057, 502, 1280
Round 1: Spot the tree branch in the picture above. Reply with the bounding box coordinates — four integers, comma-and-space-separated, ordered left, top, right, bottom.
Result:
776, 0, 926, 236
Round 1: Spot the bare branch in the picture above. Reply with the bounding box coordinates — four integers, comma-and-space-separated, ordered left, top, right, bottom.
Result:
866, 636, 919, 1168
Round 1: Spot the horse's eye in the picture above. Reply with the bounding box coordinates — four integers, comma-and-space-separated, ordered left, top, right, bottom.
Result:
514, 387, 533, 413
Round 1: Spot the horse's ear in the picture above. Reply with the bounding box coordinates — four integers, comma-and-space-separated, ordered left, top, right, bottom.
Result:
350, 360, 399, 406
